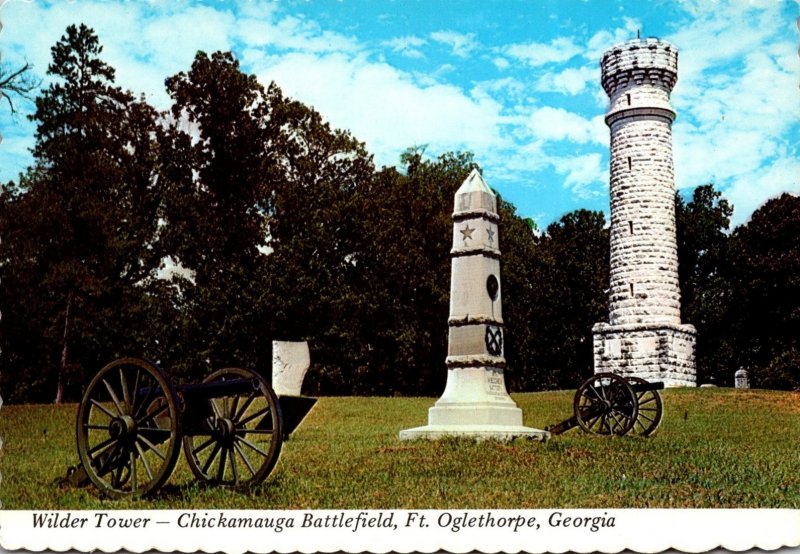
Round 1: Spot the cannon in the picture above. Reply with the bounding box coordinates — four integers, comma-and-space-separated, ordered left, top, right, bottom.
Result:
547, 373, 664, 437
63, 357, 316, 498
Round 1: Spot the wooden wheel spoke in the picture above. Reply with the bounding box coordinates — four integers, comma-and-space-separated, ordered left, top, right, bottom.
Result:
130, 452, 137, 492
217, 447, 227, 482
137, 402, 169, 426
585, 413, 604, 431
233, 442, 257, 477
111, 463, 124, 488
233, 393, 256, 421
239, 406, 270, 427
229, 446, 239, 483
97, 443, 122, 475
90, 399, 117, 420
202, 442, 222, 474
133, 382, 156, 420
138, 434, 166, 461
131, 368, 140, 414
192, 436, 216, 456
638, 396, 658, 406
88, 436, 117, 456
236, 435, 270, 458
135, 442, 154, 481
209, 399, 223, 420
637, 411, 657, 423
585, 386, 602, 403
239, 428, 273, 435
120, 369, 131, 412
230, 395, 241, 422
84, 423, 111, 430
608, 409, 628, 431
102, 379, 125, 415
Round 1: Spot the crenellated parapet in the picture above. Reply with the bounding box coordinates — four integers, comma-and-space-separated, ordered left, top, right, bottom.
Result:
602, 39, 678, 125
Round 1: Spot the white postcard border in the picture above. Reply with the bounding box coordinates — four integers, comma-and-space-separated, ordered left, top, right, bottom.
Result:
1, 508, 799, 553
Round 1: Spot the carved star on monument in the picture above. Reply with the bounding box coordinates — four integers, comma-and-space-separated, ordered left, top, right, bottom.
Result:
460, 224, 475, 242
486, 226, 495, 244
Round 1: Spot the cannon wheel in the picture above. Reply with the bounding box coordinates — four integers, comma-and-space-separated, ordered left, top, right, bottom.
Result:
76, 358, 181, 498
626, 376, 663, 437
574, 373, 638, 436
183, 368, 283, 489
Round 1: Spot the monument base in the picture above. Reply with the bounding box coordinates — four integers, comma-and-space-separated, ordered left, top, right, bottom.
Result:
399, 424, 549, 441
592, 321, 697, 387
399, 367, 549, 441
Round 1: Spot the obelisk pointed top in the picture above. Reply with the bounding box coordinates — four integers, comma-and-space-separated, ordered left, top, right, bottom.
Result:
457, 168, 494, 196
454, 168, 497, 215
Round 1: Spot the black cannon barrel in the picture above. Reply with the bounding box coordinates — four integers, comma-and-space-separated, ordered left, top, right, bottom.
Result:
175, 378, 258, 400
629, 381, 665, 393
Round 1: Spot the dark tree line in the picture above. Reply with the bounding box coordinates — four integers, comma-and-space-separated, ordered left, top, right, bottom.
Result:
1, 25, 798, 403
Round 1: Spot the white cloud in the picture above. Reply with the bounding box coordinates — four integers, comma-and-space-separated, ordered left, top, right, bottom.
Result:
254, 52, 509, 167
667, 0, 799, 226
492, 57, 510, 70
430, 31, 477, 58
238, 13, 360, 53
382, 35, 427, 59
724, 158, 800, 226
535, 65, 598, 95
585, 17, 640, 61
552, 153, 607, 199
527, 107, 606, 145
500, 37, 582, 66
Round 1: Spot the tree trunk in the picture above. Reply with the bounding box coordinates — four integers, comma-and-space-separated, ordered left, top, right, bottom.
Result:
55, 290, 73, 404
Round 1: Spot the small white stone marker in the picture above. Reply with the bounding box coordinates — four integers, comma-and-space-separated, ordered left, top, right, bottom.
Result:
400, 170, 549, 441
272, 340, 310, 396
734, 368, 750, 389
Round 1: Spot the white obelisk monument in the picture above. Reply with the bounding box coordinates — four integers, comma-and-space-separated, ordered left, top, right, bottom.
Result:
400, 169, 548, 441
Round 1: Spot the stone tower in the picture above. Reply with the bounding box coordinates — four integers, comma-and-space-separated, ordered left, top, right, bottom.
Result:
591, 38, 696, 387
400, 169, 548, 440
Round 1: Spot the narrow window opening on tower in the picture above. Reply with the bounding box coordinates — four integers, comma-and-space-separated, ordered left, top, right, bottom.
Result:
630, 283, 635, 297
629, 221, 634, 234
627, 157, 632, 171
626, 93, 631, 105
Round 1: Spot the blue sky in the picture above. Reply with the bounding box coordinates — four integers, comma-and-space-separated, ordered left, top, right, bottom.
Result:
0, 0, 798, 228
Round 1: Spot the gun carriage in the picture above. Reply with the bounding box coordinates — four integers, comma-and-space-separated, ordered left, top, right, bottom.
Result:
547, 373, 664, 437
65, 357, 315, 498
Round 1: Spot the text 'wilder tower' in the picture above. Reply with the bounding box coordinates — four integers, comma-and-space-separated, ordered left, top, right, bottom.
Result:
592, 38, 696, 387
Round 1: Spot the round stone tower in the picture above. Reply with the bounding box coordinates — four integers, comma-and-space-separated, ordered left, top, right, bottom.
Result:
592, 38, 696, 387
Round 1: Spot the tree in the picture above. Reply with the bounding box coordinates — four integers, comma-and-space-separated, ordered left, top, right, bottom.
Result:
725, 193, 800, 389
159, 51, 376, 385
0, 57, 39, 114
341, 150, 475, 395
0, 24, 164, 402
496, 197, 540, 391
513, 210, 609, 390
158, 51, 281, 378
675, 184, 734, 385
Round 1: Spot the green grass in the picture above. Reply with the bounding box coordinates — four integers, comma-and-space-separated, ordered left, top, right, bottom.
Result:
1, 388, 799, 509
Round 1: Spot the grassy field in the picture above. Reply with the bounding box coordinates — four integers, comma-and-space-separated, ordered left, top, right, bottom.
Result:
1, 387, 799, 509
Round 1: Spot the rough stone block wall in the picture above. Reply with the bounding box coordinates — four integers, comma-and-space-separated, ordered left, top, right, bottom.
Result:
593, 322, 696, 387
608, 115, 680, 325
